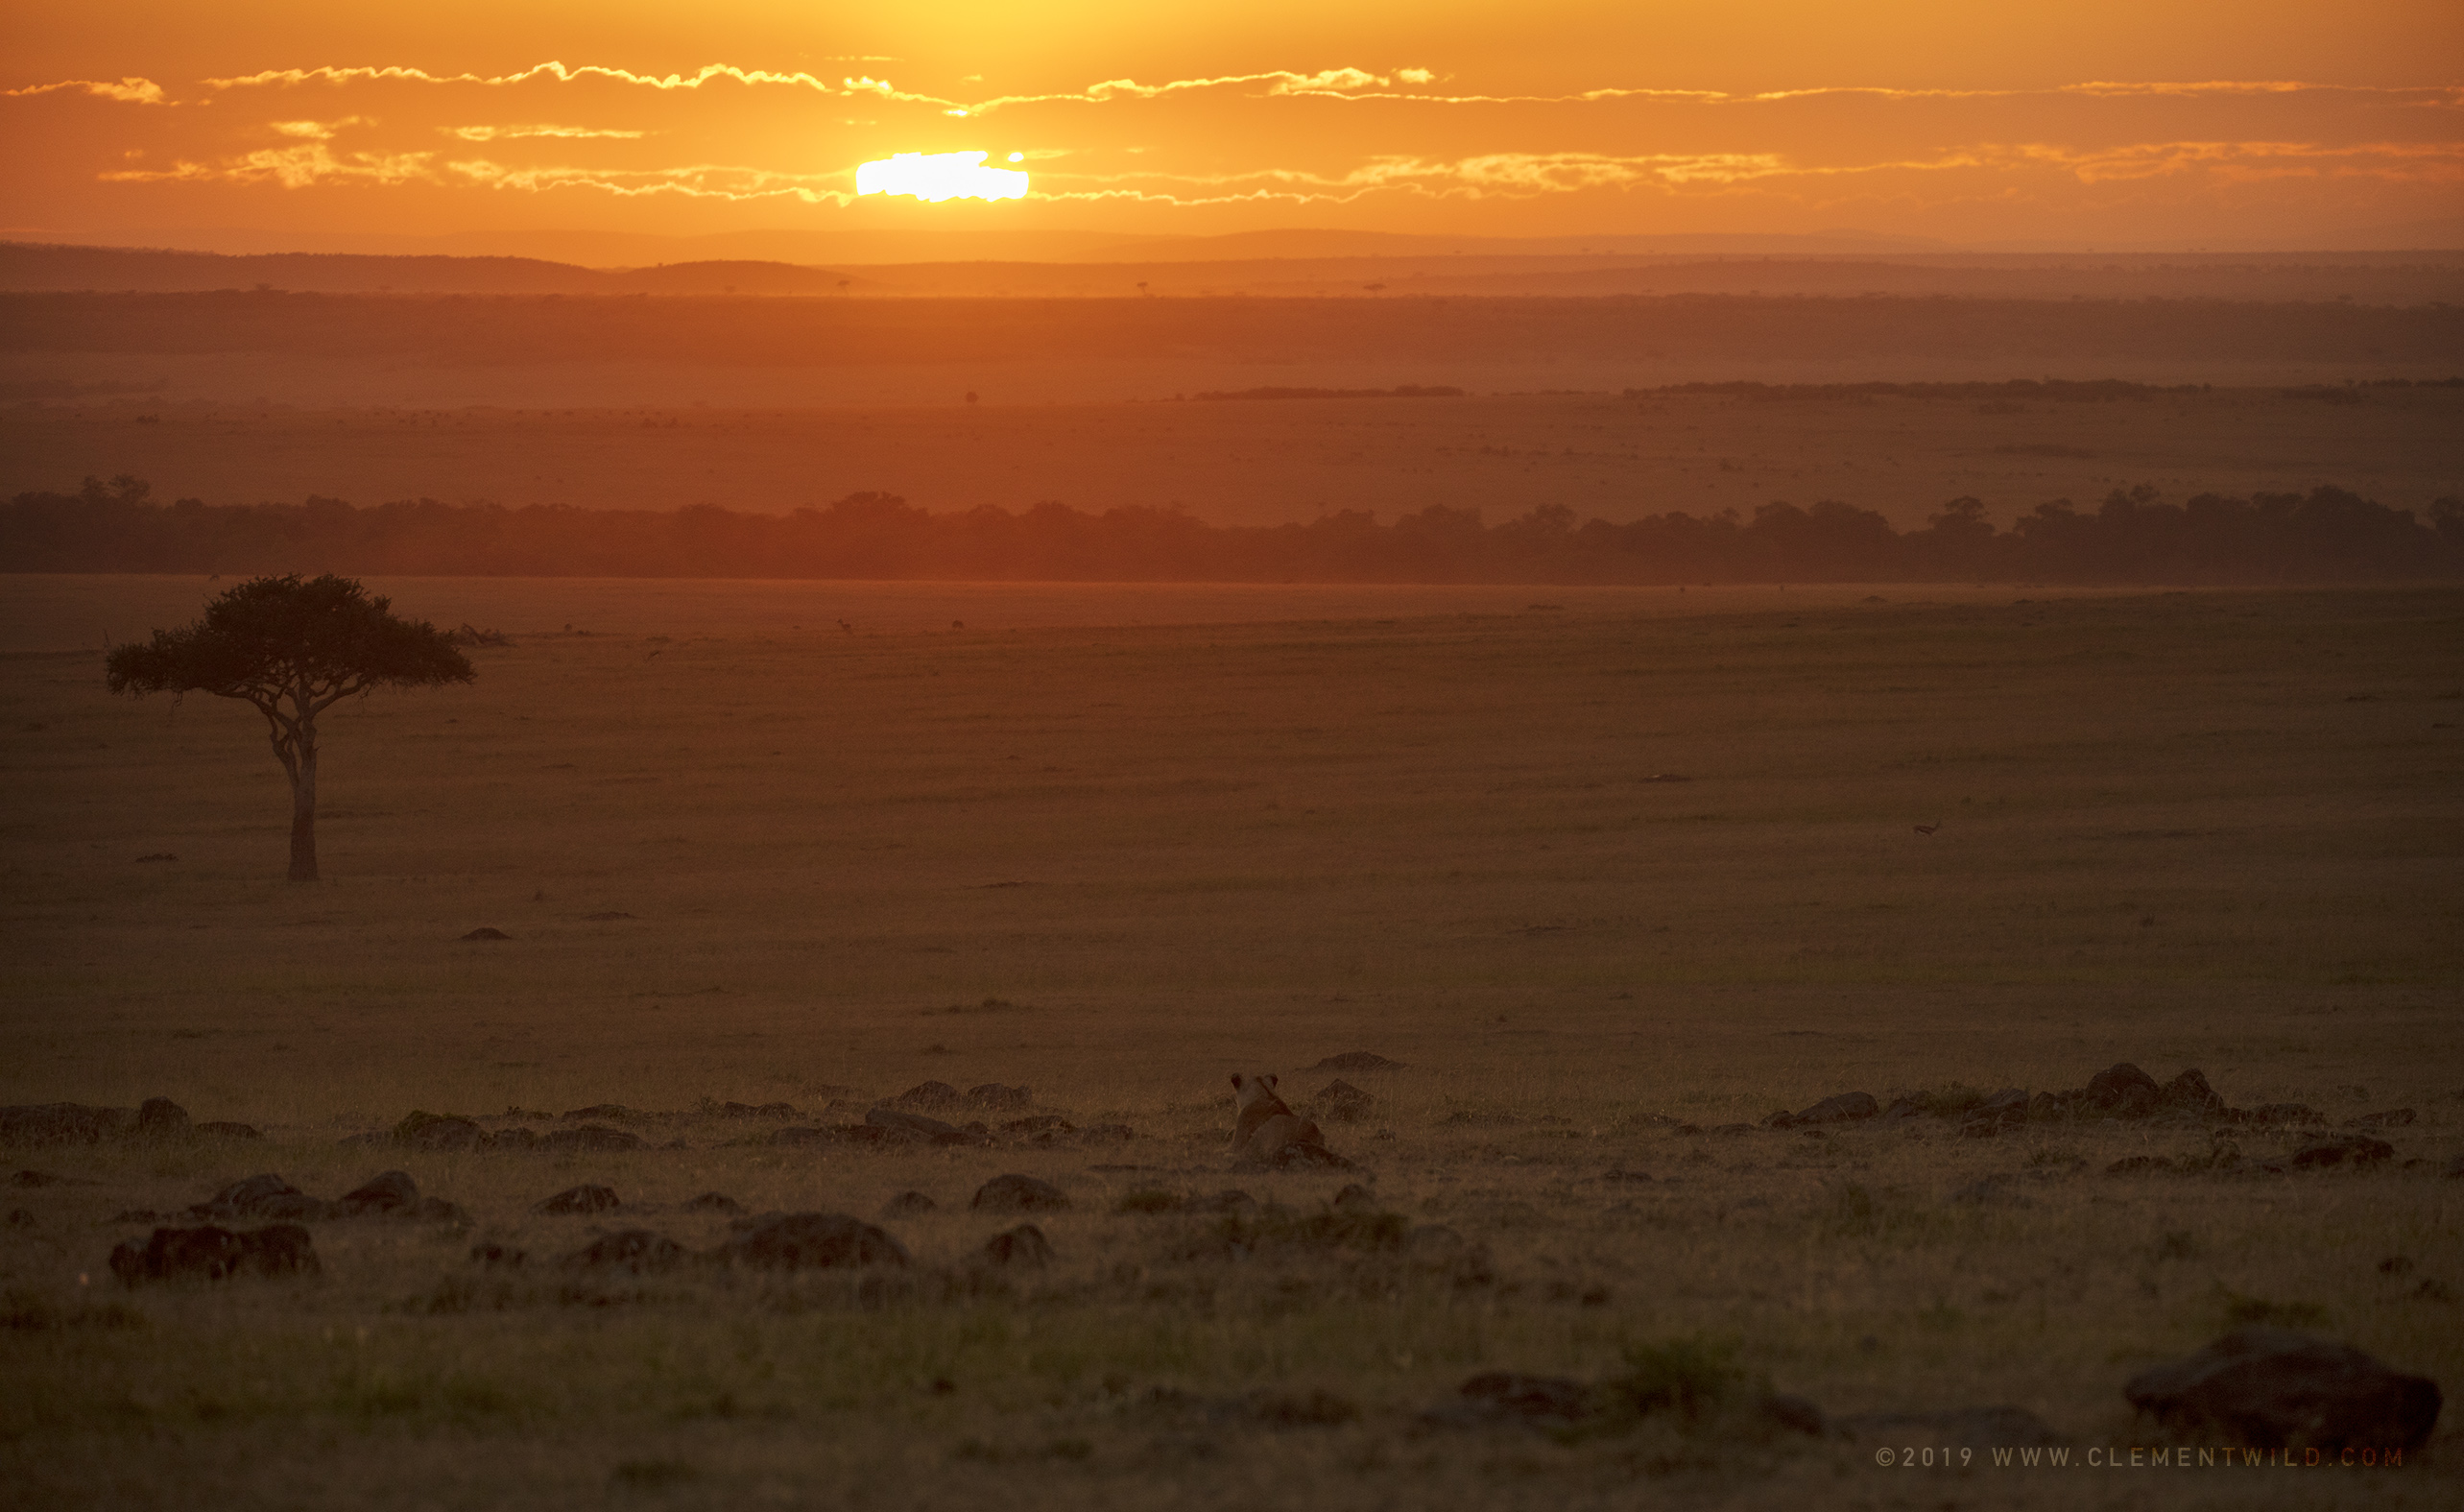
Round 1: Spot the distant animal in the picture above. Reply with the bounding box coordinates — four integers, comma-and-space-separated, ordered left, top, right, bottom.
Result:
837, 619, 853, 635
644, 650, 662, 660
1914, 824, 1940, 835
1229, 1072, 1324, 1163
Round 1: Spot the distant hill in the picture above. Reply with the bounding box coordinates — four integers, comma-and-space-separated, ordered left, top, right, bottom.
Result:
0, 242, 881, 296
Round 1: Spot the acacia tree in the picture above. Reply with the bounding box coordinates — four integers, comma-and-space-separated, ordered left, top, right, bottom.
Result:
106, 575, 474, 881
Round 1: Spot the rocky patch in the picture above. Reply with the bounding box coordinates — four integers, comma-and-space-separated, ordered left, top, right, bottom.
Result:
109, 1224, 319, 1284
2125, 1327, 2442, 1452
1310, 1052, 1405, 1072
535, 1184, 621, 1215
971, 1174, 1069, 1213
979, 1224, 1053, 1268
716, 1212, 910, 1270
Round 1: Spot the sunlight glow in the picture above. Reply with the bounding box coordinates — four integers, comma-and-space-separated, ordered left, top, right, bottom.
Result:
854, 150, 1028, 203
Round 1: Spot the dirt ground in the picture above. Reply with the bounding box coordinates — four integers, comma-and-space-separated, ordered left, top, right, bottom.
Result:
2, 576, 2458, 1508
8, 382, 2461, 532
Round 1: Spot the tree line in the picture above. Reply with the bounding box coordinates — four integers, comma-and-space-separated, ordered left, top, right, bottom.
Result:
7, 475, 2459, 585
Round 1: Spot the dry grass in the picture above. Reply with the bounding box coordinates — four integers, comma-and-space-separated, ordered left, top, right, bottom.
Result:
1, 577, 2459, 1507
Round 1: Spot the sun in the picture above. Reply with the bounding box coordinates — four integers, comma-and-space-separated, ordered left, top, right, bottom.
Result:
855, 151, 1029, 204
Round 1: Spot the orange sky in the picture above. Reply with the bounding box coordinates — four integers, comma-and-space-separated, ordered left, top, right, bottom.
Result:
6, 1, 2460, 253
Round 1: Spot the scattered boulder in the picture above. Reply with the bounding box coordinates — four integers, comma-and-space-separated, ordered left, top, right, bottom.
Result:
711, 1101, 798, 1119
2289, 1137, 2395, 1168
1959, 1088, 2030, 1137
881, 1190, 937, 1218
2347, 1109, 2416, 1128
109, 1224, 319, 1284
682, 1192, 745, 1214
2248, 1103, 2322, 1126
971, 1174, 1069, 1213
560, 1229, 685, 1274
1836, 1406, 2064, 1450
394, 1112, 488, 1151
967, 1084, 1031, 1111
0, 1103, 134, 1145
459, 927, 511, 942
886, 1081, 963, 1111
864, 1107, 981, 1144
489, 1127, 540, 1150
540, 1125, 643, 1152
535, 1184, 620, 1215
1309, 1081, 1376, 1123
1769, 1092, 1878, 1129
1310, 1052, 1405, 1072
2160, 1069, 2226, 1116
980, 1224, 1054, 1267
716, 1212, 910, 1270
137, 1098, 190, 1136
561, 1104, 640, 1123
1761, 1394, 1828, 1437
193, 1121, 262, 1140
1423, 1372, 1592, 1428
2081, 1063, 2163, 1116
195, 1174, 325, 1221
331, 1171, 419, 1216
1329, 1184, 1379, 1213
2124, 1327, 2442, 1452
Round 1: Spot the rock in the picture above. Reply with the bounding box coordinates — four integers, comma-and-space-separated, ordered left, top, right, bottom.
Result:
1960, 1088, 2030, 1136
136, 1098, 191, 1136
109, 1224, 320, 1284
881, 1190, 937, 1217
2124, 1327, 2442, 1451
1836, 1406, 2063, 1449
971, 1174, 1069, 1213
967, 1084, 1031, 1111
332, 1171, 420, 1215
2082, 1063, 2163, 1116
2290, 1137, 2395, 1168
715, 1212, 910, 1270
887, 1081, 963, 1111
539, 1125, 643, 1152
195, 1174, 327, 1221
459, 927, 511, 941
1771, 1092, 1878, 1129
415, 1197, 467, 1224
394, 1112, 488, 1151
192, 1121, 262, 1140
561, 1104, 639, 1122
1878, 1096, 1926, 1124
1310, 1052, 1406, 1072
2347, 1109, 2416, 1128
2250, 1103, 2322, 1125
1002, 1115, 1072, 1136
682, 1192, 745, 1214
1310, 1081, 1376, 1123
865, 1107, 978, 1144
469, 1242, 525, 1269
2026, 1091, 2062, 1120
2160, 1068, 2226, 1116
712, 1101, 798, 1119
1761, 1394, 1828, 1436
0, 1103, 137, 1145
535, 1184, 620, 1215
1423, 1372, 1592, 1428
560, 1229, 686, 1274
1329, 1184, 1379, 1213
980, 1224, 1054, 1267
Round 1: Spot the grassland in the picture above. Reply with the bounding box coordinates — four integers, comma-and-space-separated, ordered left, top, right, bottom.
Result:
2, 576, 2459, 1508
8, 382, 2461, 533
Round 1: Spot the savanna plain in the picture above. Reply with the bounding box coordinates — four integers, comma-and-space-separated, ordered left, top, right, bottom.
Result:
3, 575, 2459, 1509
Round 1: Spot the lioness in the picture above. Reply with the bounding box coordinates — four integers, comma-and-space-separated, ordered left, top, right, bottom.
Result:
1229, 1072, 1326, 1164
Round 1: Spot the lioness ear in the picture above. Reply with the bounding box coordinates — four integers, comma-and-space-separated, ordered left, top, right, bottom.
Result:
1265, 1074, 1278, 1090
1229, 1073, 1242, 1091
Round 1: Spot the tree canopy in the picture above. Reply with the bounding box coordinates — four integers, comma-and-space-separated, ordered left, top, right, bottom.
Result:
106, 574, 473, 879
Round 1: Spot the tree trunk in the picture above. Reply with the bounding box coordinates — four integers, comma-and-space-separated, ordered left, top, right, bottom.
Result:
287, 715, 319, 882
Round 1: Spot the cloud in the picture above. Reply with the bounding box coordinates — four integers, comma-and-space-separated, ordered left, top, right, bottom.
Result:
103, 143, 439, 188
446, 124, 648, 141
5, 77, 166, 105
